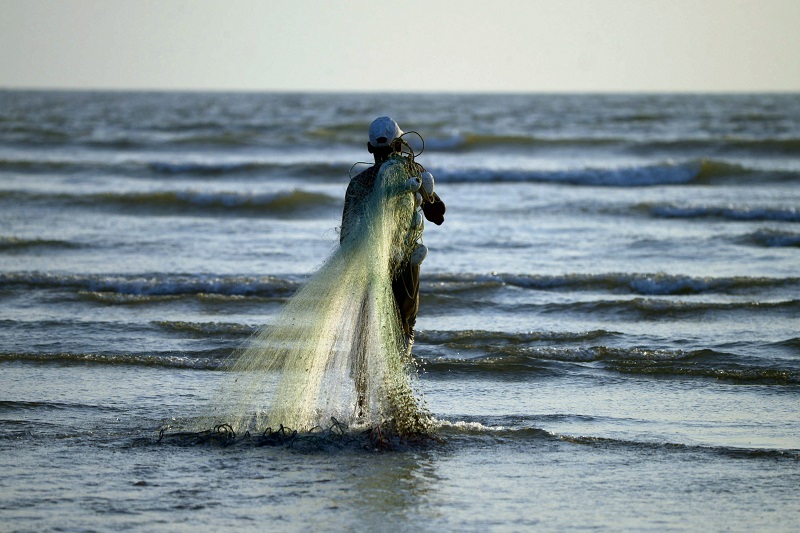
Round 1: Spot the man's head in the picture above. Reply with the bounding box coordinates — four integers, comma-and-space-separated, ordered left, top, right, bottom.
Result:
367, 117, 403, 161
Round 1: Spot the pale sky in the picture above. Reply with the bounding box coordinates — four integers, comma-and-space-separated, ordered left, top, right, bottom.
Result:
1, 0, 798, 92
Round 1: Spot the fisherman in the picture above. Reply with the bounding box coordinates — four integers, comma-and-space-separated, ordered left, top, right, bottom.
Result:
340, 116, 445, 354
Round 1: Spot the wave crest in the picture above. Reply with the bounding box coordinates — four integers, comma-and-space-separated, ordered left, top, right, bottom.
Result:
644, 202, 800, 222
423, 272, 799, 296
433, 158, 791, 187
5, 271, 796, 299
738, 229, 800, 248
0, 272, 301, 298
1, 188, 338, 215
0, 236, 82, 251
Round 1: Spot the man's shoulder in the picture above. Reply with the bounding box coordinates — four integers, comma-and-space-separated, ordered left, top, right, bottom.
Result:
350, 155, 418, 185
346, 164, 379, 197
352, 164, 380, 182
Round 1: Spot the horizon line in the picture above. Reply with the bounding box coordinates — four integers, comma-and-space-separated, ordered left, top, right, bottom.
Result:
2, 85, 799, 96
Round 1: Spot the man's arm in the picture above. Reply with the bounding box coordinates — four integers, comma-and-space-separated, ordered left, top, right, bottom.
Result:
422, 192, 445, 225
412, 163, 445, 225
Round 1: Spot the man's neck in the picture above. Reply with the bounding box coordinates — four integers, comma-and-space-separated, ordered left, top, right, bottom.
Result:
371, 144, 396, 164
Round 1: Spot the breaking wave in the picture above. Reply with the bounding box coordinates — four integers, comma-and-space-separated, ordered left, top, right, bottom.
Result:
556, 433, 800, 459
422, 347, 800, 384
5, 271, 798, 299
0, 272, 301, 298
737, 229, 800, 248
5, 151, 796, 188
147, 160, 343, 177
0, 236, 82, 251
154, 320, 257, 336
417, 329, 617, 345
433, 416, 800, 458
644, 202, 800, 222
423, 272, 799, 296
0, 189, 339, 215
425, 132, 800, 156
432, 158, 796, 187
0, 350, 225, 370
4, 342, 798, 385
0, 272, 800, 304
0, 153, 347, 179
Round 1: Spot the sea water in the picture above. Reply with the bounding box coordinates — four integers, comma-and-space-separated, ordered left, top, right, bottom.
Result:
1, 91, 799, 531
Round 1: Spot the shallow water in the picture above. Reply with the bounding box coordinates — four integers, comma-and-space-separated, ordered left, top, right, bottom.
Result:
1, 91, 799, 531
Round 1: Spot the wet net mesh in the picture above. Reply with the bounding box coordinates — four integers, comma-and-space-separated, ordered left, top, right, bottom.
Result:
192, 155, 431, 440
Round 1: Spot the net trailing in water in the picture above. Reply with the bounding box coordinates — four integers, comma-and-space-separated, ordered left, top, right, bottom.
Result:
200, 155, 430, 437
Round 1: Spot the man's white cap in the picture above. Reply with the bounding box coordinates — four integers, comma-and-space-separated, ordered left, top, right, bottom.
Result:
368, 116, 403, 147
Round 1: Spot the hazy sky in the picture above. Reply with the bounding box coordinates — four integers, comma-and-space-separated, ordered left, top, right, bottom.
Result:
1, 0, 798, 92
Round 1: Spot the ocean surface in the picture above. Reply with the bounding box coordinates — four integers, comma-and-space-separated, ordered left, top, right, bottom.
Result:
1, 90, 799, 531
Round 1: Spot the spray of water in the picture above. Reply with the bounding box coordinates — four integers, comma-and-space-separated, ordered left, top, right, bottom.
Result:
200, 156, 431, 437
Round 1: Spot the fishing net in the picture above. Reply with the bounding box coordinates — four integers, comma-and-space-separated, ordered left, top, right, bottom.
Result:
197, 155, 431, 439
158, 418, 435, 452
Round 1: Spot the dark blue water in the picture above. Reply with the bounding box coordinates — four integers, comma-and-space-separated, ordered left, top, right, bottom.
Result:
1, 91, 799, 531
